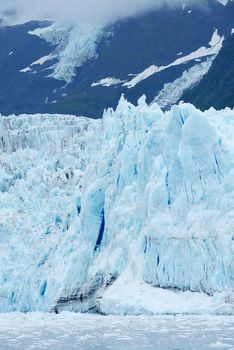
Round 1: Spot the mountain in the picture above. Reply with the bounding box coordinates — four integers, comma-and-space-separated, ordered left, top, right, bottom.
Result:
0, 0, 233, 317
0, 0, 233, 117
0, 98, 233, 314
182, 33, 234, 110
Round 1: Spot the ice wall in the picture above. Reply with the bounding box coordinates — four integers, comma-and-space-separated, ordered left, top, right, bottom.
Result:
0, 114, 98, 312
0, 100, 233, 314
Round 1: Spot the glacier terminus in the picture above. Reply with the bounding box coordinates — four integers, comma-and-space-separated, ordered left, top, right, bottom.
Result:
0, 97, 233, 315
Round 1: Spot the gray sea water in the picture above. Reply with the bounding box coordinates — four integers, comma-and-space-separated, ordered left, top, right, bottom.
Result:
0, 314, 233, 350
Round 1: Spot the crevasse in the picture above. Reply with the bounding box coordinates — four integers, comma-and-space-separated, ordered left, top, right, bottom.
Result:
0, 98, 233, 314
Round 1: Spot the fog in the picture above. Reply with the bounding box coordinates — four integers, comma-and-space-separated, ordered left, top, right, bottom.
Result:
0, 0, 211, 25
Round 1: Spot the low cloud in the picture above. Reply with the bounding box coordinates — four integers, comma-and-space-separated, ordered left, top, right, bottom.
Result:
0, 0, 211, 25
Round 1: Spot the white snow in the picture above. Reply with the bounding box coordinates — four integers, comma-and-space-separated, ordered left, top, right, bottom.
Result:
123, 30, 223, 88
20, 54, 57, 74
28, 24, 55, 38
153, 59, 213, 109
0, 98, 233, 314
19, 67, 32, 73
209, 30, 221, 47
92, 77, 125, 87
28, 22, 106, 83
31, 53, 57, 66
216, 0, 229, 5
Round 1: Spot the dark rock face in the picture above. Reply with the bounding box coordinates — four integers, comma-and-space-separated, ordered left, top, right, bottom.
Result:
0, 1, 233, 117
0, 21, 62, 116
53, 273, 118, 313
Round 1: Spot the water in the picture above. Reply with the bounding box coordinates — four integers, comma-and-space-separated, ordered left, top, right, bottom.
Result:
0, 314, 233, 350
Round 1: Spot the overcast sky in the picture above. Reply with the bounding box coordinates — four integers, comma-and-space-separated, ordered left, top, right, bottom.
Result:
0, 0, 211, 25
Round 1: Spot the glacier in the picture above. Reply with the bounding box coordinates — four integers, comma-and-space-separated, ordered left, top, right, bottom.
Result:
153, 59, 213, 110
27, 22, 106, 83
106, 29, 224, 90
0, 98, 233, 315
92, 29, 223, 92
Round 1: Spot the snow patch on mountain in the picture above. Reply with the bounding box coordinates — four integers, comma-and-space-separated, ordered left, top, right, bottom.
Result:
19, 67, 32, 73
123, 29, 223, 88
153, 59, 213, 109
20, 53, 57, 73
0, 99, 233, 314
28, 22, 106, 83
216, 0, 229, 5
31, 53, 57, 66
92, 77, 125, 87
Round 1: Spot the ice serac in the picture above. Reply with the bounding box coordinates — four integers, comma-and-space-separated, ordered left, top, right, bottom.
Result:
0, 114, 99, 312
0, 99, 233, 315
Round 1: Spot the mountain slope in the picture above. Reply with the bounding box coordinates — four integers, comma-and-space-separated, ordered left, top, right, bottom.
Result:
182, 33, 234, 110
0, 1, 233, 117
